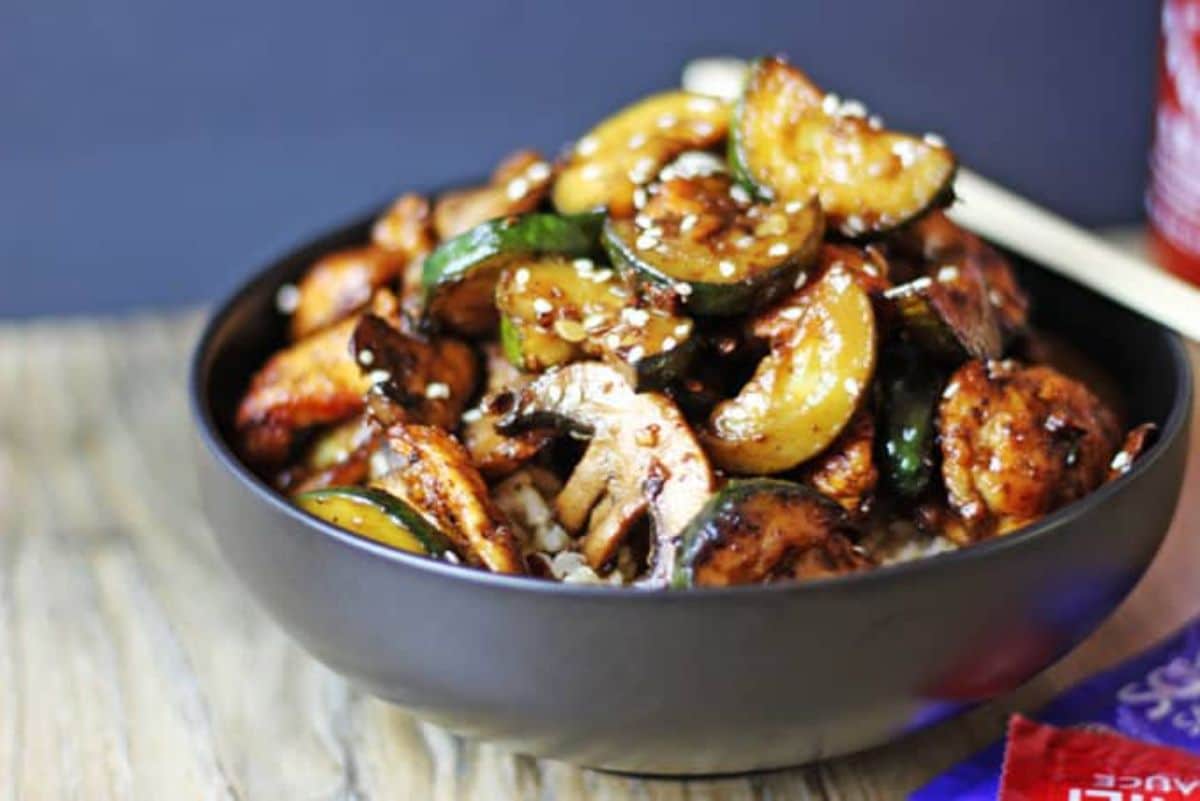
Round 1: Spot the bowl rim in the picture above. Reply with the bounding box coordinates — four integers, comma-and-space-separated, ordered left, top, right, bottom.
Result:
189, 204, 1195, 601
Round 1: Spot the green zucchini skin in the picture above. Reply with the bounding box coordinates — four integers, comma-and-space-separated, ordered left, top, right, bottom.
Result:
876, 343, 945, 498
493, 257, 698, 389
602, 211, 821, 317
420, 212, 604, 334
670, 479, 865, 588
727, 56, 771, 201
295, 485, 455, 557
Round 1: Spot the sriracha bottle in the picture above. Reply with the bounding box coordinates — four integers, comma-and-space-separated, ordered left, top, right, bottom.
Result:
1149, 0, 1200, 286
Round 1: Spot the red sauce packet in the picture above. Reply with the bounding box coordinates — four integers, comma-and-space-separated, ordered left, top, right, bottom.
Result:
1000, 715, 1200, 800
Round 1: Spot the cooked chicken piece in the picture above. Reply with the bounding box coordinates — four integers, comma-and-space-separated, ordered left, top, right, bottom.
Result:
938, 359, 1121, 540
371, 193, 438, 323
350, 313, 477, 431
290, 246, 405, 340
373, 423, 525, 573
433, 149, 553, 239
461, 344, 552, 479
799, 409, 879, 515
498, 362, 714, 573
237, 314, 372, 466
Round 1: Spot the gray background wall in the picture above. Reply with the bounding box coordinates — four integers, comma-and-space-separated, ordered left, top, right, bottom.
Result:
0, 0, 1159, 317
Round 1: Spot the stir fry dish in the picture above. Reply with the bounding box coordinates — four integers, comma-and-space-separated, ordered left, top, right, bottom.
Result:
235, 56, 1155, 587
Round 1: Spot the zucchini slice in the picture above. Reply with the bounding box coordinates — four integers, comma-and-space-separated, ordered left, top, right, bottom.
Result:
553, 91, 730, 216
884, 260, 1002, 363
421, 212, 603, 335
494, 256, 696, 387
671, 479, 870, 587
703, 263, 877, 474
876, 342, 945, 498
498, 362, 714, 575
603, 173, 824, 316
296, 486, 454, 557
731, 57, 956, 237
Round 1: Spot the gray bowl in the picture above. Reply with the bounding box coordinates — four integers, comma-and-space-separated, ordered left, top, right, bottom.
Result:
190, 206, 1192, 775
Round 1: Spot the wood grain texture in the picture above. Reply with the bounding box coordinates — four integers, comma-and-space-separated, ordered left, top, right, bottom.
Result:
0, 301, 1196, 799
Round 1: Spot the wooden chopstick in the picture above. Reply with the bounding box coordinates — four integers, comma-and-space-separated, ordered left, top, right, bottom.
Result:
948, 168, 1200, 342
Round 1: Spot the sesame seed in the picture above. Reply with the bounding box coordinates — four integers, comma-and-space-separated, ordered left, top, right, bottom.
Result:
937, 265, 960, 282
589, 269, 613, 283
533, 298, 554, 315
443, 550, 461, 565
635, 213, 653, 229
736, 235, 754, 249
514, 267, 531, 287
553, 319, 587, 343
357, 348, 375, 366
989, 289, 1005, 307
626, 345, 646, 363
581, 164, 603, 181
863, 263, 879, 277
628, 156, 656, 184
604, 332, 623, 350
674, 323, 690, 337
843, 378, 860, 395
526, 161, 551, 182
661, 336, 677, 351
627, 132, 647, 149
718, 260, 736, 277
844, 214, 866, 235
461, 407, 484, 423
583, 313, 608, 331
923, 132, 946, 148
573, 257, 594, 273
785, 201, 804, 214
622, 307, 650, 327
821, 93, 841, 115
673, 282, 693, 297
576, 136, 598, 156
891, 139, 921, 168
609, 286, 629, 298
794, 271, 809, 289
867, 114, 883, 130
656, 114, 678, 129
506, 177, 530, 201
828, 270, 852, 293
687, 96, 720, 113
839, 99, 867, 118
275, 283, 300, 314
367, 369, 391, 385
729, 184, 752, 205
425, 382, 451, 399
780, 306, 804, 321
636, 232, 660, 250
693, 121, 715, 136
680, 213, 698, 232
633, 187, 648, 209
767, 242, 789, 258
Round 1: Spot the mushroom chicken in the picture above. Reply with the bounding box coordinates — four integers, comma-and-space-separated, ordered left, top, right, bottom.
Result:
237, 56, 1153, 587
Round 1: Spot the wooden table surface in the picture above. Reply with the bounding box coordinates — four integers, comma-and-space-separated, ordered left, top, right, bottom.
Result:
2, 249, 1197, 800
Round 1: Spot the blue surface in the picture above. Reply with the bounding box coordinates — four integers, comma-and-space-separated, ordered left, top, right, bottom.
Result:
0, 0, 1159, 317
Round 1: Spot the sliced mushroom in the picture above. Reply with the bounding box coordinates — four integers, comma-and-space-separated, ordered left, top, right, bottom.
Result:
373, 423, 525, 573
461, 343, 553, 479
498, 362, 714, 574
